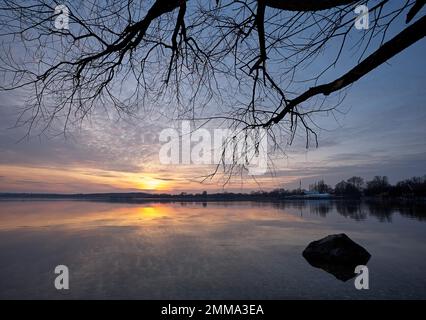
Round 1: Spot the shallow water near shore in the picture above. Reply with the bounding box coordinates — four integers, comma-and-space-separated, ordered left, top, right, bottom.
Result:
0, 200, 425, 299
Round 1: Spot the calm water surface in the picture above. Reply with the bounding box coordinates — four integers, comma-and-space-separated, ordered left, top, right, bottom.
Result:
0, 200, 425, 299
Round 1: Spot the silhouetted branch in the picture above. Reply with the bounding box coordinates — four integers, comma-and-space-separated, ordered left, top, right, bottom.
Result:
0, 0, 424, 179
265, 15, 426, 126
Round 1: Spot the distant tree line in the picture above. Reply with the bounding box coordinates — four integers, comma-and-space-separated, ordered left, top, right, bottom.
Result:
282, 175, 426, 198
192, 175, 426, 199
2, 175, 425, 201
335, 175, 426, 198
232, 175, 425, 199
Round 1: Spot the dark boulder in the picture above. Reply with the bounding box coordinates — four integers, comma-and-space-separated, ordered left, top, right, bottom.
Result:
302, 233, 371, 281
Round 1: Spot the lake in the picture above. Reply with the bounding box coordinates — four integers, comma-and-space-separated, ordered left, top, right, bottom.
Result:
0, 200, 425, 299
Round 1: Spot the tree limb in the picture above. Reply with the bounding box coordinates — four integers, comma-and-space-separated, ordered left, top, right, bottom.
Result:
406, 0, 425, 23
265, 14, 426, 127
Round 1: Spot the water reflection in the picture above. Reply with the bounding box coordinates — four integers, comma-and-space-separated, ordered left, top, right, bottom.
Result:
335, 202, 366, 221
0, 202, 181, 229
0, 200, 425, 299
267, 200, 426, 222
303, 256, 371, 282
2, 200, 424, 231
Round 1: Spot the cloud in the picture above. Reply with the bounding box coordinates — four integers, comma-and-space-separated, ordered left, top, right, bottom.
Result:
1, 44, 426, 193
0, 104, 163, 174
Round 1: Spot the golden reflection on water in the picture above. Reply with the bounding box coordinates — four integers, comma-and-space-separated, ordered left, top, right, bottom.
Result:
0, 201, 305, 230
1, 200, 426, 299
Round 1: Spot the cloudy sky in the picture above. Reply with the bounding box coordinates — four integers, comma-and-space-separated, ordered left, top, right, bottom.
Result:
0, 4, 425, 194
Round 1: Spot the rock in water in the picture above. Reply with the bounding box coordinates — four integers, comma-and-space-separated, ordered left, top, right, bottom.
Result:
302, 233, 371, 281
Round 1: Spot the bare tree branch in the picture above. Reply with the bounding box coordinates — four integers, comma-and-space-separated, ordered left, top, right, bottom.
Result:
265, 14, 426, 126
0, 0, 424, 180
264, 0, 357, 11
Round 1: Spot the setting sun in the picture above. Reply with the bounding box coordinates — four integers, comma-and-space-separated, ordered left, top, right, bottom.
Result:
138, 177, 164, 190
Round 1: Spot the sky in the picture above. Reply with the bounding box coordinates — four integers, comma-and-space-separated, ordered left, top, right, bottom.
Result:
0, 2, 425, 194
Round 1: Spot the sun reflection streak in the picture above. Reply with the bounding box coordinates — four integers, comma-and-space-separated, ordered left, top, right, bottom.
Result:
0, 201, 306, 231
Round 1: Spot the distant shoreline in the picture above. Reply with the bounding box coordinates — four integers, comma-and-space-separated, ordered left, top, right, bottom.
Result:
0, 193, 425, 203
